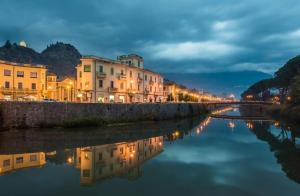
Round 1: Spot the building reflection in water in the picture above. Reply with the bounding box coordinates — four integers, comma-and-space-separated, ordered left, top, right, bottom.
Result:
0, 136, 164, 185
0, 152, 46, 174
70, 136, 164, 185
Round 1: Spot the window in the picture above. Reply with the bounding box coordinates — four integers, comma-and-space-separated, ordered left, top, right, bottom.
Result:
121, 69, 124, 75
5, 81, 10, 89
138, 73, 140, 78
138, 84, 140, 91
99, 152, 103, 160
4, 69, 11, 76
98, 65, 103, 73
82, 169, 90, 177
120, 147, 124, 154
17, 71, 24, 77
16, 157, 23, 164
99, 80, 103, 88
120, 82, 124, 90
30, 155, 37, 161
30, 72, 37, 78
18, 82, 23, 89
145, 75, 148, 81
79, 71, 82, 78
138, 61, 141, 67
84, 65, 91, 72
130, 83, 133, 89
110, 81, 114, 88
110, 67, 114, 75
32, 83, 36, 90
3, 159, 10, 167
130, 71, 132, 78
110, 150, 114, 157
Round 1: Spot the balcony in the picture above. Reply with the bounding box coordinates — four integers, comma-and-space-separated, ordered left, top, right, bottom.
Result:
108, 87, 118, 93
0, 87, 38, 94
144, 89, 150, 95
137, 77, 143, 83
149, 80, 154, 85
118, 73, 127, 80
96, 72, 107, 78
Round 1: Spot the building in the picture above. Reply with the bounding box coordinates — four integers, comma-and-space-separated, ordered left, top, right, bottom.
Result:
69, 136, 163, 185
76, 54, 164, 103
0, 60, 47, 101
46, 73, 76, 102
0, 152, 46, 174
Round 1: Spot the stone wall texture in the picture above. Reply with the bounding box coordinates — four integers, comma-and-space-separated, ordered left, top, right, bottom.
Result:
0, 102, 217, 129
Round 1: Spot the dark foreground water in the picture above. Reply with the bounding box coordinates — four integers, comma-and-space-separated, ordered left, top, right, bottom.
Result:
0, 109, 300, 196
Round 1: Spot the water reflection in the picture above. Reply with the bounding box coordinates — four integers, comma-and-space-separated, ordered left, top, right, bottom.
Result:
0, 136, 164, 185
0, 152, 46, 174
246, 120, 300, 184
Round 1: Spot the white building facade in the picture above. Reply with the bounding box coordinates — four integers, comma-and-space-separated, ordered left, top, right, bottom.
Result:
76, 54, 164, 103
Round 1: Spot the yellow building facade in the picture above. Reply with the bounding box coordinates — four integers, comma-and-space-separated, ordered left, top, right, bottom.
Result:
0, 152, 46, 174
76, 54, 164, 103
46, 73, 76, 102
0, 60, 47, 101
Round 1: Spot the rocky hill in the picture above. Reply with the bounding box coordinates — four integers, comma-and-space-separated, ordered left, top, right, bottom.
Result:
0, 41, 81, 77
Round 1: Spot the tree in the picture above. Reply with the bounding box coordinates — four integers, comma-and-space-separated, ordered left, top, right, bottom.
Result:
289, 75, 300, 105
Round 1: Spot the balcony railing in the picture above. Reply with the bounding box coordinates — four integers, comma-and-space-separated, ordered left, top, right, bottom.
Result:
118, 73, 127, 80
108, 87, 118, 93
96, 72, 107, 78
0, 87, 38, 94
137, 77, 143, 83
144, 89, 150, 94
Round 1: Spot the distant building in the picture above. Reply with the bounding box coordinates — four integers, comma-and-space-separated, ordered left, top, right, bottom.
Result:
46, 73, 76, 102
0, 60, 47, 101
19, 40, 27, 47
76, 54, 164, 103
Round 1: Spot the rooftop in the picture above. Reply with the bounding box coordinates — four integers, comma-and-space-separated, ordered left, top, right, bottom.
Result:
0, 59, 47, 69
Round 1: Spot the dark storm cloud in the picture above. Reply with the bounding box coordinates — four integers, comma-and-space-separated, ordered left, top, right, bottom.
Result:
1, 0, 300, 73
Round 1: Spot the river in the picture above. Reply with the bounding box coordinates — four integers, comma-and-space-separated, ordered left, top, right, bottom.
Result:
0, 108, 299, 196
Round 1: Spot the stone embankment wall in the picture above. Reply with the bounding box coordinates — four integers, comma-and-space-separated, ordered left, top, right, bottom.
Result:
0, 102, 219, 130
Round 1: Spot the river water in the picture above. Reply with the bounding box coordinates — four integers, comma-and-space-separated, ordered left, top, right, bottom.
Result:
0, 108, 300, 196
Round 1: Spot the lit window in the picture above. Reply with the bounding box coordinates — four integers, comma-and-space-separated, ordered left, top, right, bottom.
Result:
30, 155, 37, 161
17, 71, 24, 77
16, 157, 23, 164
30, 72, 37, 78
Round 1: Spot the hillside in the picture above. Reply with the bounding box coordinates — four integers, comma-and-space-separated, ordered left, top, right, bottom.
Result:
0, 41, 81, 77
163, 71, 271, 97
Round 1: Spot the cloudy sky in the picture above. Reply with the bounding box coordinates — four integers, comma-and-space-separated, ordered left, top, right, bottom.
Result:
1, 0, 300, 74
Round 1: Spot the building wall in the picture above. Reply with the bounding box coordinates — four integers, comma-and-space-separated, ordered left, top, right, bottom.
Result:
76, 57, 164, 103
0, 61, 47, 101
47, 76, 76, 102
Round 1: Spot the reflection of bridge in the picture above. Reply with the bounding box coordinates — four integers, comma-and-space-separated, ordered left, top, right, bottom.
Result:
203, 101, 274, 105
209, 114, 270, 121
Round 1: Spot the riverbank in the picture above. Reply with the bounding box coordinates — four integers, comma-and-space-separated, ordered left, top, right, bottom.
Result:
0, 102, 219, 130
